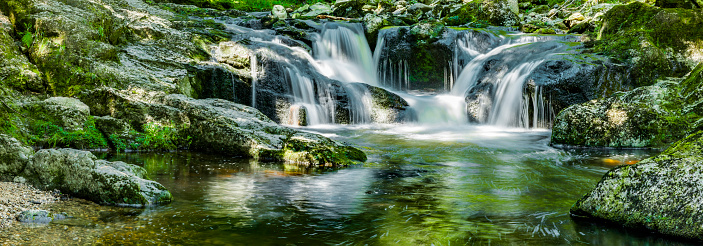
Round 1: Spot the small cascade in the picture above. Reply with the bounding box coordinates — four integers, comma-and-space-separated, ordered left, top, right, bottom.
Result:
250, 53, 258, 108
448, 31, 575, 128
311, 22, 379, 124
285, 67, 335, 125
313, 23, 377, 85
487, 61, 544, 128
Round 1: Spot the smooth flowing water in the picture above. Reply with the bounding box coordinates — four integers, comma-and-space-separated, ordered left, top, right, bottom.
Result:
8, 124, 695, 245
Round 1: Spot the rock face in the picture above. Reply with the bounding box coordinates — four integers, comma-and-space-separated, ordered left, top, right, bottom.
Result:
571, 131, 703, 240
22, 148, 172, 207
0, 10, 43, 92
81, 88, 367, 165
552, 63, 703, 148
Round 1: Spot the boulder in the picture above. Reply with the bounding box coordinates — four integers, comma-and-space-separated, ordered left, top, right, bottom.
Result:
571, 131, 703, 240
350, 83, 416, 123
332, 0, 366, 18
304, 3, 332, 17
552, 63, 703, 148
272, 5, 288, 19
0, 134, 34, 180
21, 148, 172, 207
80, 88, 367, 166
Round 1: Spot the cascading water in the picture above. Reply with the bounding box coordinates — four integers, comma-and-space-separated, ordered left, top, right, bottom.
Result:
311, 22, 379, 124
446, 31, 576, 128
313, 23, 378, 86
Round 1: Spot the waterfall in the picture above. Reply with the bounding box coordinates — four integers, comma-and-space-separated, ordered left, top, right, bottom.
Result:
487, 61, 544, 128
285, 67, 335, 125
313, 23, 377, 86
250, 53, 258, 108
310, 22, 378, 124
446, 31, 571, 128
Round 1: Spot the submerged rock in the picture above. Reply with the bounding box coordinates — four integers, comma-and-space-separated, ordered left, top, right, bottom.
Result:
571, 131, 703, 240
21, 148, 172, 207
17, 210, 67, 224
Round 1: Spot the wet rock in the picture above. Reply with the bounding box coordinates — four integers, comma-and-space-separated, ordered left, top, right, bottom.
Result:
571, 130, 703, 240
0, 135, 34, 180
551, 80, 690, 148
332, 0, 366, 18
351, 83, 416, 123
21, 148, 172, 207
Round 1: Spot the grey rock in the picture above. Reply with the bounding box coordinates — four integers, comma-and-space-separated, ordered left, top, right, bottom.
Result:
0, 134, 34, 180
21, 149, 172, 207
272, 5, 288, 19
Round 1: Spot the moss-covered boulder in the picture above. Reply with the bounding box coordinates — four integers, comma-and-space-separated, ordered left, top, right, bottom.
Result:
594, 2, 703, 87
571, 131, 703, 240
553, 63, 703, 148
0, 134, 34, 180
80, 87, 366, 166
551, 80, 693, 148
20, 148, 172, 206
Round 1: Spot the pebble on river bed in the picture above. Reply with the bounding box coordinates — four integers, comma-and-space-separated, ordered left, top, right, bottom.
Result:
0, 182, 60, 229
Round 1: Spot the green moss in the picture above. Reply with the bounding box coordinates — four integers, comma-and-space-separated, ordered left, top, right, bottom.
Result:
593, 2, 703, 86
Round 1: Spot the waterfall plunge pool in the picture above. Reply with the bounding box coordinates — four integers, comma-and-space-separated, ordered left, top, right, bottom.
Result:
5, 124, 694, 245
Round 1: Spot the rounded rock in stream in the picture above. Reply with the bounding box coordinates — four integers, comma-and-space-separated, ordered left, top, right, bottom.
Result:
20, 149, 172, 207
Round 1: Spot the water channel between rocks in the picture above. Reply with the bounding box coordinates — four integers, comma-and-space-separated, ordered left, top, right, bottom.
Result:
4, 124, 695, 245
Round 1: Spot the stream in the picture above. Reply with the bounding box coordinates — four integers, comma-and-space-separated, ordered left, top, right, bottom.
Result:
7, 124, 696, 245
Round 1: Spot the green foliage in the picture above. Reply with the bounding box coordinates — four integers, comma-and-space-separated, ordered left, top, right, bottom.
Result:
29, 117, 109, 149
119, 122, 192, 152
20, 23, 34, 49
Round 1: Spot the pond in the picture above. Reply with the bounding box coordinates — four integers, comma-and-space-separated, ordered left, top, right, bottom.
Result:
7, 124, 694, 245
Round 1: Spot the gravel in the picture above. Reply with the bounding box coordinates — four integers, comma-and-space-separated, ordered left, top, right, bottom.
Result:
0, 182, 59, 229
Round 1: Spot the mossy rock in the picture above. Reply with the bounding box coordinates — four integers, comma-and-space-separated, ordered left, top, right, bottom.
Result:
551, 80, 697, 148
21, 148, 172, 206
594, 2, 703, 87
571, 130, 703, 240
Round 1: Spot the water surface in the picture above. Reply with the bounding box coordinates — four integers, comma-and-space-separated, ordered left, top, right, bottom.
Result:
7, 124, 696, 245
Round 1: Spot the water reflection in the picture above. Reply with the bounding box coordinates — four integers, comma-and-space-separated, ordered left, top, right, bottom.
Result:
8, 125, 700, 245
